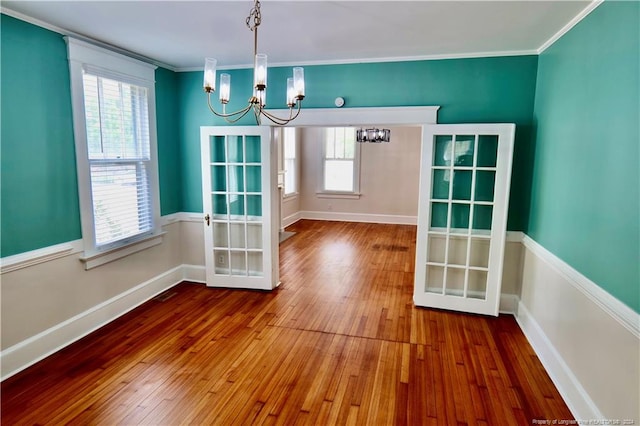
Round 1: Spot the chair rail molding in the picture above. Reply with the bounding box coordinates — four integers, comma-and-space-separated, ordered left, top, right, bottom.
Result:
522, 235, 639, 338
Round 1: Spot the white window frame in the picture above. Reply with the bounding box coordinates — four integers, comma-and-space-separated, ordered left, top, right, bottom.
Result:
318, 127, 361, 199
66, 37, 162, 269
283, 127, 298, 198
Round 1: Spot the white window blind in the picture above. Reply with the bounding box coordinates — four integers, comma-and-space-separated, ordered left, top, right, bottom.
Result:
283, 127, 296, 195
82, 72, 153, 247
323, 127, 358, 193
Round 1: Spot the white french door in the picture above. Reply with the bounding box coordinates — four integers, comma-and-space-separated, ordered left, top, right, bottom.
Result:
200, 126, 279, 290
414, 124, 515, 316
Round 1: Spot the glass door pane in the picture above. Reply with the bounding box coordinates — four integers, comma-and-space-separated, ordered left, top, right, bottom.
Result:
201, 126, 276, 290
415, 124, 515, 316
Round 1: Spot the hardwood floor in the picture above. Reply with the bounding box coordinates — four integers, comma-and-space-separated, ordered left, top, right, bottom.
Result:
1, 220, 573, 425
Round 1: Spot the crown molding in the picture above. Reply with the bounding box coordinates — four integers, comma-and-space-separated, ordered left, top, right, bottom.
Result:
1, 6, 178, 72
175, 49, 539, 73
537, 0, 604, 54
3, 1, 603, 74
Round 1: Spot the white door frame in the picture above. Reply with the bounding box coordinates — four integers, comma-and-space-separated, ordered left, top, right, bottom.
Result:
200, 126, 279, 290
414, 123, 515, 316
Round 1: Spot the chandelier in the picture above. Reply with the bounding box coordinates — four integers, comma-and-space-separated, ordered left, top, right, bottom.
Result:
356, 128, 391, 143
202, 0, 305, 125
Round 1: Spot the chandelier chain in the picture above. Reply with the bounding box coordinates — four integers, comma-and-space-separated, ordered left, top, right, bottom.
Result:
246, 0, 262, 31
203, 0, 305, 126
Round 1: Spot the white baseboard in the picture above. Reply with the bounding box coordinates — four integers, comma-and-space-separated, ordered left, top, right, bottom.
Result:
283, 211, 303, 228
515, 301, 602, 420
298, 210, 417, 225
499, 293, 519, 315
183, 264, 206, 283
0, 265, 184, 381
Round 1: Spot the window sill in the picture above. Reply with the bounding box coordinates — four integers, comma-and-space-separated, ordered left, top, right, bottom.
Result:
79, 232, 166, 270
316, 192, 361, 200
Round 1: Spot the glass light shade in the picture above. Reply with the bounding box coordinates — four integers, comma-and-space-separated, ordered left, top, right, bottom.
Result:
219, 73, 231, 103
204, 58, 217, 91
293, 67, 305, 98
253, 87, 266, 107
254, 54, 267, 89
286, 78, 295, 106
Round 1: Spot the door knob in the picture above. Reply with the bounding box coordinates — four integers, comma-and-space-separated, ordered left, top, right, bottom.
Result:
204, 214, 210, 226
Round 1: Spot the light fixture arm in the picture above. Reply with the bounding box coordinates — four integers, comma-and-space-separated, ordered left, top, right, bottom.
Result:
203, 0, 305, 126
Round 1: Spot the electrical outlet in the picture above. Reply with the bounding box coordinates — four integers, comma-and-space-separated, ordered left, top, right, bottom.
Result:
218, 255, 225, 264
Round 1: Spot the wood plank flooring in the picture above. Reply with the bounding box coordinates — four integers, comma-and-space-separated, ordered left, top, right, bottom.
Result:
1, 220, 573, 425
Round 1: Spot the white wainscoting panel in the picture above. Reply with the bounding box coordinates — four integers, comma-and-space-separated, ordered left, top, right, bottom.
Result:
1, 266, 183, 380
518, 236, 640, 421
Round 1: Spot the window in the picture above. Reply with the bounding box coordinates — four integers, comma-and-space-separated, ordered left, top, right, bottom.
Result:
67, 38, 161, 267
320, 127, 360, 195
283, 127, 297, 196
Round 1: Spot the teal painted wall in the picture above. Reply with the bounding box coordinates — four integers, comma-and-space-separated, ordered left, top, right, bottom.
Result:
155, 67, 182, 215
1, 15, 81, 256
0, 14, 181, 256
529, 1, 640, 312
178, 55, 539, 230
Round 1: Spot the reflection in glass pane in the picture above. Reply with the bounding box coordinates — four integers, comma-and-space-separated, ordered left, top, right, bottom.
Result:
430, 202, 448, 229
452, 171, 472, 201
475, 171, 495, 202
469, 238, 490, 268
227, 136, 243, 162
231, 251, 246, 275
445, 267, 465, 297
433, 135, 453, 166
211, 136, 226, 162
426, 265, 444, 293
229, 223, 245, 248
477, 135, 498, 167
229, 195, 245, 216
454, 135, 475, 166
468, 270, 488, 299
447, 236, 468, 266
246, 195, 262, 217
245, 135, 261, 162
211, 166, 226, 192
214, 249, 229, 274
427, 234, 446, 263
473, 205, 493, 230
213, 222, 228, 247
248, 252, 263, 276
228, 166, 244, 192
451, 203, 470, 229
247, 223, 262, 249
246, 166, 261, 192
431, 170, 450, 200
213, 194, 227, 216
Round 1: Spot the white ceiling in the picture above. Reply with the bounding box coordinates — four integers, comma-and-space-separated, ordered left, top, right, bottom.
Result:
3, 1, 593, 71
